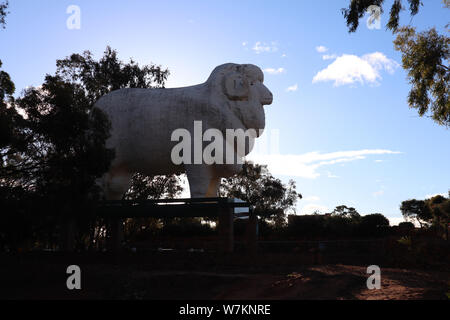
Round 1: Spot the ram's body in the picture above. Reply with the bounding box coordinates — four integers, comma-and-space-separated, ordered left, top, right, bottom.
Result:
96, 85, 208, 175
95, 63, 273, 199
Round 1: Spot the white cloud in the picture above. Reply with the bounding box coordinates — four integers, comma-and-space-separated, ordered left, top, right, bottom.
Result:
301, 204, 329, 214
363, 52, 398, 74
374, 159, 383, 163
281, 53, 287, 58
247, 149, 401, 179
242, 41, 247, 46
252, 41, 278, 54
286, 84, 298, 92
312, 52, 399, 86
263, 67, 286, 75
316, 46, 328, 53
322, 54, 337, 60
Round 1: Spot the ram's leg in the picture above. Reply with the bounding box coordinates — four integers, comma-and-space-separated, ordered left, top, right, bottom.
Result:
102, 164, 132, 253
103, 165, 133, 200
206, 176, 221, 197
185, 165, 219, 198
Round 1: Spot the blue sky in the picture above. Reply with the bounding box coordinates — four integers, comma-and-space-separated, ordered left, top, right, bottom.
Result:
1, 1, 449, 224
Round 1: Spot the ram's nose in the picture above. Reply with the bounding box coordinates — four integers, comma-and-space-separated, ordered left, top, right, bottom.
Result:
261, 91, 273, 105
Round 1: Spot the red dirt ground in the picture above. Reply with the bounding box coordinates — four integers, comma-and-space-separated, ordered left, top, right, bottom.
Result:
1, 253, 448, 300
214, 265, 449, 300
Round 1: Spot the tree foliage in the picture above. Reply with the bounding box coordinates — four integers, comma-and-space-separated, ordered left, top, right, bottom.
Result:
342, 0, 421, 33
288, 207, 391, 239
427, 194, 450, 233
14, 77, 113, 199
122, 173, 184, 242
0, 59, 17, 149
398, 221, 415, 230
327, 205, 360, 236
331, 205, 361, 220
342, 1, 449, 127
55, 47, 169, 104
2, 46, 171, 194
359, 213, 390, 235
400, 198, 432, 227
219, 162, 302, 226
400, 192, 450, 232
0, 0, 8, 29
0, 59, 30, 196
394, 27, 449, 126
0, 47, 173, 250
124, 173, 183, 200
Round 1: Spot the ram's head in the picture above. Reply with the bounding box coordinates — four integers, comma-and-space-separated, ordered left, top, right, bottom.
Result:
206, 63, 273, 136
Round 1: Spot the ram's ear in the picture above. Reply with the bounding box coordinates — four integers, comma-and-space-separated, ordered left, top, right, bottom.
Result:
224, 72, 249, 101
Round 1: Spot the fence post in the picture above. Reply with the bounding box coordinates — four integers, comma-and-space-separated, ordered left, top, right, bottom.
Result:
61, 216, 76, 252
108, 218, 123, 253
245, 211, 258, 254
218, 205, 234, 253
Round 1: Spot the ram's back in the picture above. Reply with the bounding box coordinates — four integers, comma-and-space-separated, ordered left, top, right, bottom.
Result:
93, 87, 205, 174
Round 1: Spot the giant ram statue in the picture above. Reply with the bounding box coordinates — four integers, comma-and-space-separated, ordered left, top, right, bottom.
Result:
95, 63, 273, 199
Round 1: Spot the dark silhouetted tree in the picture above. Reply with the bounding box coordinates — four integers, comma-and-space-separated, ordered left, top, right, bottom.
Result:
54, 46, 169, 104
427, 194, 450, 238
358, 213, 390, 236
219, 161, 302, 227
319, 205, 361, 237
361, 213, 389, 226
0, 58, 17, 151
122, 173, 184, 239
0, 1, 8, 29
398, 221, 415, 229
400, 199, 432, 227
0, 47, 173, 250
124, 173, 183, 200
400, 193, 449, 236
331, 205, 361, 220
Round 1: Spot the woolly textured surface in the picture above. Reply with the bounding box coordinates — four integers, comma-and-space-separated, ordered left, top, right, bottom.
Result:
95, 63, 273, 199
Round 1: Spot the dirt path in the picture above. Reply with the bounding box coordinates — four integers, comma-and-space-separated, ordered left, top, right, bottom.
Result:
1, 258, 448, 299
213, 265, 449, 300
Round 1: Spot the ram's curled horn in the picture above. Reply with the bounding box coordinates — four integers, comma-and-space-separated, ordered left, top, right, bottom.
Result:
224, 71, 249, 101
